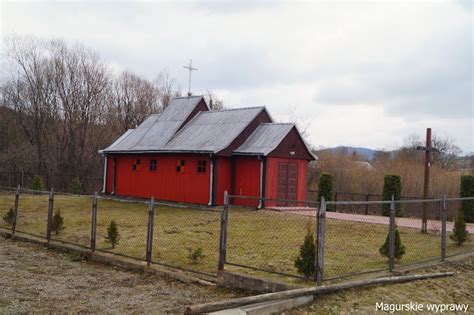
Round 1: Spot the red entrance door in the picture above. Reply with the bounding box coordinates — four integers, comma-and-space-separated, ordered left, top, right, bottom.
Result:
277, 162, 298, 206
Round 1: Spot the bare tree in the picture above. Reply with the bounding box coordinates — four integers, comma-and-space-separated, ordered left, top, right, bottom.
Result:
110, 71, 159, 133
430, 134, 462, 169
2, 36, 56, 178
204, 90, 224, 110
1, 36, 111, 189
154, 70, 181, 109
400, 132, 461, 169
1, 36, 190, 192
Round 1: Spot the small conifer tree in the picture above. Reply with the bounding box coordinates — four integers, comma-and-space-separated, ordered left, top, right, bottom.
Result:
31, 175, 44, 191
51, 209, 65, 235
188, 247, 205, 264
450, 211, 469, 245
379, 226, 406, 260
106, 220, 120, 249
3, 208, 15, 225
317, 173, 334, 211
294, 221, 316, 278
70, 177, 82, 195
382, 175, 402, 216
460, 175, 474, 223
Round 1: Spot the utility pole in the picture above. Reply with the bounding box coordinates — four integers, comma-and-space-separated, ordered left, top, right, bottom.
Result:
416, 128, 438, 233
183, 59, 198, 96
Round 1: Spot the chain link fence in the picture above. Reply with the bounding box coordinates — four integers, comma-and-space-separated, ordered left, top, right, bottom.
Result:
222, 195, 474, 284
0, 187, 16, 229
15, 188, 49, 238
225, 196, 318, 282
50, 194, 93, 248
95, 198, 149, 260
152, 205, 221, 277
0, 186, 473, 285
0, 186, 222, 278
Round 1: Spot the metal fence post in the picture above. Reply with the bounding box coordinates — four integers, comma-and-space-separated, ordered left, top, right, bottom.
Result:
389, 195, 396, 272
90, 192, 98, 252
12, 185, 20, 234
333, 192, 338, 212
316, 197, 326, 286
46, 189, 54, 242
441, 195, 447, 261
218, 191, 229, 272
146, 197, 155, 266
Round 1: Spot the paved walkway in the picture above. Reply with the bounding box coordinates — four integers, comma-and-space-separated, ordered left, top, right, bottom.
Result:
269, 207, 474, 233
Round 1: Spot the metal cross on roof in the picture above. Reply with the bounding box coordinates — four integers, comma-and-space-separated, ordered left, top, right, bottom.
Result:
183, 59, 198, 96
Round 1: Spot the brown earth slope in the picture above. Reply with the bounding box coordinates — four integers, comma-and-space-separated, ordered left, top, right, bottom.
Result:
0, 238, 240, 314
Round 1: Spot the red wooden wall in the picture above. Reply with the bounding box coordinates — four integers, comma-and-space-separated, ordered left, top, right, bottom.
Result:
214, 157, 231, 205
105, 154, 211, 204
265, 157, 308, 207
105, 156, 114, 193
232, 156, 261, 207
104, 154, 309, 208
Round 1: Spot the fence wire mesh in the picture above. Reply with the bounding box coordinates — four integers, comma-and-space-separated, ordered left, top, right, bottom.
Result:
96, 198, 149, 260
323, 211, 388, 279
0, 187, 16, 229
0, 185, 472, 285
152, 205, 221, 277
391, 200, 442, 267
50, 194, 93, 248
445, 199, 474, 257
15, 189, 49, 238
225, 197, 318, 282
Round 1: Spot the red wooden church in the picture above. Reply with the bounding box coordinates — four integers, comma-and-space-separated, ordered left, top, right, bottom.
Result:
100, 96, 315, 207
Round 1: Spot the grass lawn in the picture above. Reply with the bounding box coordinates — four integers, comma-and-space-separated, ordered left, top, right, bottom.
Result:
1, 191, 473, 283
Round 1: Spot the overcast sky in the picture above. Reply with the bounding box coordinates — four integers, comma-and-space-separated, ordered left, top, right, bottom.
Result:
1, 0, 472, 153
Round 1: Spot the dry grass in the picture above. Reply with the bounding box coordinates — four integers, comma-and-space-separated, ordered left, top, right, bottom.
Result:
291, 256, 474, 314
1, 191, 473, 283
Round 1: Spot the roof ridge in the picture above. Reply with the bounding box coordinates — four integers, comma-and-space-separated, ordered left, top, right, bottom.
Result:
163, 110, 204, 146
260, 122, 294, 125
202, 106, 265, 113
172, 95, 203, 100
233, 122, 294, 156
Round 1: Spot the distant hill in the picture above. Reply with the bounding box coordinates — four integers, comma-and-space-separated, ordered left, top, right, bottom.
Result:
316, 146, 379, 160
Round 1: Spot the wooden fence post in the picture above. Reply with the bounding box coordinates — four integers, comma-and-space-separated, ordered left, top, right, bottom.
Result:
90, 192, 98, 252
316, 197, 326, 286
388, 195, 395, 272
365, 194, 369, 215
218, 191, 229, 272
441, 195, 447, 261
146, 197, 155, 266
12, 185, 20, 234
46, 189, 54, 243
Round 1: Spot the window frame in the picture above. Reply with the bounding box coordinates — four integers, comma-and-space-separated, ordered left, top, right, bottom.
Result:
176, 159, 186, 173
132, 159, 141, 171
150, 159, 157, 172
197, 160, 207, 173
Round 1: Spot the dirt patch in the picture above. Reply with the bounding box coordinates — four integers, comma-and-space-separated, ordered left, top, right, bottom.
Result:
0, 238, 240, 314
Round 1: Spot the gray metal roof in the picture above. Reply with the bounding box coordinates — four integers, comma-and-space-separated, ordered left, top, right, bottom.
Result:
161, 107, 267, 153
102, 96, 205, 152
233, 123, 294, 156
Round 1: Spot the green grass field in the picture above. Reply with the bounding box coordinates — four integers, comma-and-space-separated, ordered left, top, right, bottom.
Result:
1, 191, 473, 283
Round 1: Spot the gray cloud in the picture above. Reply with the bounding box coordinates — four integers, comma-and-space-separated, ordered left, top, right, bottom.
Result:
1, 0, 472, 152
